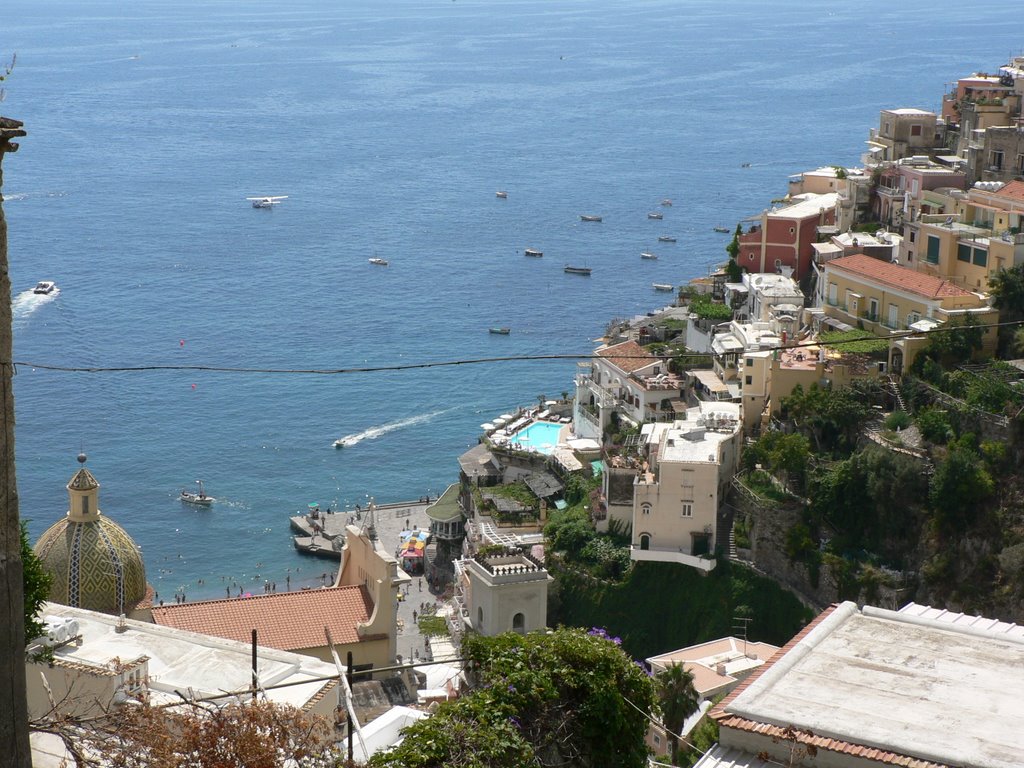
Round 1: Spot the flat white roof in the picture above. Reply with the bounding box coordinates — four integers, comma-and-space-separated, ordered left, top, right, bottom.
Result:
885, 107, 934, 115
658, 402, 740, 463
769, 192, 841, 220
40, 603, 339, 710
727, 602, 1024, 768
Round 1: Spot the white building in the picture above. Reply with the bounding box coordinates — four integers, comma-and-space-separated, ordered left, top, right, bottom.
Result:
573, 339, 686, 440
455, 550, 551, 637
631, 402, 742, 572
739, 272, 804, 323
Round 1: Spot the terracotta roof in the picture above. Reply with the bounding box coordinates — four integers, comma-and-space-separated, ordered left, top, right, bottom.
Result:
596, 340, 657, 374
992, 179, 1024, 202
711, 604, 948, 768
827, 253, 972, 299
151, 586, 376, 651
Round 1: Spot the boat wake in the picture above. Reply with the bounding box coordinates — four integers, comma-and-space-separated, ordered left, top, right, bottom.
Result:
12, 289, 59, 323
2, 191, 68, 202
335, 410, 448, 448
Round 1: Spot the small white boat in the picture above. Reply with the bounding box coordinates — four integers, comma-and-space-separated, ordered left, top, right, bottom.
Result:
657, 236, 676, 243
580, 214, 602, 222
33, 281, 57, 295
369, 257, 389, 266
180, 480, 215, 506
640, 252, 658, 260
496, 191, 508, 199
714, 226, 730, 233
647, 211, 663, 220
653, 283, 674, 292
333, 438, 350, 449
247, 195, 288, 209
660, 198, 673, 207
524, 248, 543, 258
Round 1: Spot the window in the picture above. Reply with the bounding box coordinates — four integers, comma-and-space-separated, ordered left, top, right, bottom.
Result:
641, 503, 651, 515
957, 243, 972, 262
910, 124, 922, 136
911, 179, 919, 195
82, 496, 90, 515
991, 150, 1004, 170
972, 248, 987, 267
789, 227, 795, 235
926, 235, 940, 264
910, 231, 916, 243
639, 534, 651, 550
745, 375, 752, 385
868, 298, 879, 321
1017, 154, 1024, 174
888, 303, 899, 329
477, 607, 484, 626
884, 121, 891, 135
681, 503, 693, 518
512, 613, 525, 634
828, 283, 838, 304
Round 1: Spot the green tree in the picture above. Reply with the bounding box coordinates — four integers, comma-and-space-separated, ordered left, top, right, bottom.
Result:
781, 383, 872, 455
989, 264, 1024, 355
925, 316, 984, 366
370, 628, 656, 768
655, 663, 700, 764
929, 444, 994, 537
21, 521, 51, 646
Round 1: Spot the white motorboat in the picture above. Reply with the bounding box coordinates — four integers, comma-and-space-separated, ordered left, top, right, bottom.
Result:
369, 258, 389, 266
180, 480, 215, 506
333, 438, 350, 448
33, 281, 57, 295
524, 248, 543, 258
647, 211, 663, 220
247, 195, 288, 209
658, 236, 676, 243
580, 214, 602, 222
496, 191, 508, 199
653, 283, 675, 292
640, 252, 658, 260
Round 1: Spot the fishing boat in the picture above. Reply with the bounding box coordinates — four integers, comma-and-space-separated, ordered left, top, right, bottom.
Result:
524, 248, 543, 257
564, 266, 592, 276
489, 327, 511, 335
369, 257, 389, 266
496, 191, 508, 199
580, 214, 602, 222
647, 211, 663, 220
640, 252, 658, 260
657, 236, 676, 243
653, 283, 675, 292
660, 198, 673, 207
180, 480, 215, 506
714, 226, 731, 233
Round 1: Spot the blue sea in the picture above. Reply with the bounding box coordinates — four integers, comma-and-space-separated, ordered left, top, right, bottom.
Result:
5, 0, 1020, 599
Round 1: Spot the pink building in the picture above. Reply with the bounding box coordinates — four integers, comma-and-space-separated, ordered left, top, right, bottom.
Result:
738, 193, 840, 281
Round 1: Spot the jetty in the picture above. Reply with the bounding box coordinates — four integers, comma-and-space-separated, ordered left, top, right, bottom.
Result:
290, 498, 435, 559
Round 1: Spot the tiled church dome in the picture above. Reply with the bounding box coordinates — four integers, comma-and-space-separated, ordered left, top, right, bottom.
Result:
34, 457, 147, 615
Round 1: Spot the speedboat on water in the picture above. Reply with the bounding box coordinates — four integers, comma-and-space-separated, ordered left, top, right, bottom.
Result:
657, 236, 676, 243
180, 480, 214, 506
247, 195, 288, 208
496, 191, 508, 199
333, 438, 350, 448
647, 211, 663, 220
33, 281, 57, 295
369, 258, 389, 266
640, 252, 658, 260
489, 327, 511, 335
524, 248, 543, 257
580, 214, 602, 222
714, 226, 731, 233
653, 283, 675, 292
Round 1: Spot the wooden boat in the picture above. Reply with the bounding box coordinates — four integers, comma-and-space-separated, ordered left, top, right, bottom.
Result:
640, 252, 658, 260
657, 236, 676, 243
653, 283, 675, 292
580, 215, 602, 222
489, 327, 511, 335
564, 266, 592, 275
496, 191, 508, 199
524, 248, 543, 257
180, 480, 215, 506
647, 212, 663, 220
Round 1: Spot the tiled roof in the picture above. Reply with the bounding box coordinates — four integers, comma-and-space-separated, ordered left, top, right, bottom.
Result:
151, 586, 376, 651
992, 179, 1024, 202
596, 340, 656, 374
827, 253, 972, 299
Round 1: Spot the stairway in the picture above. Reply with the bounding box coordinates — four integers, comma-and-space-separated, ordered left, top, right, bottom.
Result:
887, 375, 907, 412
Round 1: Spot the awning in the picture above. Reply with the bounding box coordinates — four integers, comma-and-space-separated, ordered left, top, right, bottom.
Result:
691, 369, 728, 394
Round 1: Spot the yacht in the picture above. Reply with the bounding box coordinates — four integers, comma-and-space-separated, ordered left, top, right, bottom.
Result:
33, 281, 57, 295
640, 252, 658, 260
369, 257, 389, 266
524, 248, 543, 257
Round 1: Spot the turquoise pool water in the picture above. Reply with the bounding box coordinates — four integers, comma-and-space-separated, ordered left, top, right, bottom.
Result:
510, 421, 565, 455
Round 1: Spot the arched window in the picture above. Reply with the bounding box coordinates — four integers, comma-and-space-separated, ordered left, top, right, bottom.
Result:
477, 607, 484, 628
641, 503, 652, 516
639, 533, 651, 550
512, 613, 525, 634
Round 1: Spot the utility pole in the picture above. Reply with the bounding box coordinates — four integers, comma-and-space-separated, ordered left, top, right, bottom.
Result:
0, 114, 29, 766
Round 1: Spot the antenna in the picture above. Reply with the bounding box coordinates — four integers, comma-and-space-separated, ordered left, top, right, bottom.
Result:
733, 616, 752, 657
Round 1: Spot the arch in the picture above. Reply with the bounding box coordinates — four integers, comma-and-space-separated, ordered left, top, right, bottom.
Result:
512, 612, 526, 634
640, 503, 652, 516
639, 533, 651, 550
477, 606, 484, 628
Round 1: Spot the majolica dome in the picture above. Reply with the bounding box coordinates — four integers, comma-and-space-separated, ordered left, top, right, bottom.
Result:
34, 456, 147, 615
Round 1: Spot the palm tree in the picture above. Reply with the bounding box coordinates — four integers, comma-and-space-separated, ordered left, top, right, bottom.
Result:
655, 663, 700, 764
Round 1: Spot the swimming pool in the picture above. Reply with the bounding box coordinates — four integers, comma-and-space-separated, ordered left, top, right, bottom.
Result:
509, 421, 565, 455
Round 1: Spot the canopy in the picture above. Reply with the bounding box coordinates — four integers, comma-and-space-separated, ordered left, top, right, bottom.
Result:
499, 413, 514, 421
480, 422, 495, 431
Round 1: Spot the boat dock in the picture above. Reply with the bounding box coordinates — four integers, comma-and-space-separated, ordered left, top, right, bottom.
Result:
289, 498, 435, 559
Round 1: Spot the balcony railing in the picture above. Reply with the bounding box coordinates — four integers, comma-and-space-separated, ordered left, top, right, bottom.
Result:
826, 299, 848, 311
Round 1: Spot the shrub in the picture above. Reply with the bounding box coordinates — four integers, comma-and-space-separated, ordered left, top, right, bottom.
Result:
916, 407, 952, 444
884, 410, 911, 431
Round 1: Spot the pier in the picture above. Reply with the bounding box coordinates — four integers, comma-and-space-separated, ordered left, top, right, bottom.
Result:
289, 498, 435, 559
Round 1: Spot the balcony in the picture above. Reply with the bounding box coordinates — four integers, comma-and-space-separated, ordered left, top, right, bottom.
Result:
826, 298, 848, 312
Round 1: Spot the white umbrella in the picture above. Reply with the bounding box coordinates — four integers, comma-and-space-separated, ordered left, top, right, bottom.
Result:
480, 422, 495, 432
499, 413, 514, 421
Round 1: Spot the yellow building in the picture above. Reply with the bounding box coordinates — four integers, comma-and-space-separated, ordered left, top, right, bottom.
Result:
821, 253, 996, 354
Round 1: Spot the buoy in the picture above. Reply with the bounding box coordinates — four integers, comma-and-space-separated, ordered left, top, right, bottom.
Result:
179, 339, 185, 347
191, 383, 196, 390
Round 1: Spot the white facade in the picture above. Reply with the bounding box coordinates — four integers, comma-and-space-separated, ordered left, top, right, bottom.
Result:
741, 273, 804, 323
630, 402, 742, 572
459, 552, 551, 637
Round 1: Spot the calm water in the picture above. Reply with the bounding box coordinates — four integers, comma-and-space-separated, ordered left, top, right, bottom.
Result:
4, 0, 1019, 599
